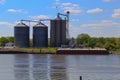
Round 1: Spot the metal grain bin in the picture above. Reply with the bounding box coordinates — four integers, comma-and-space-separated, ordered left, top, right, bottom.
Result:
33, 22, 48, 47
50, 16, 66, 47
14, 22, 30, 48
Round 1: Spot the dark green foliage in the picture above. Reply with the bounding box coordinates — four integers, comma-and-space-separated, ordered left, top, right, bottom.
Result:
7, 37, 14, 42
76, 33, 90, 45
0, 36, 14, 46
76, 33, 120, 51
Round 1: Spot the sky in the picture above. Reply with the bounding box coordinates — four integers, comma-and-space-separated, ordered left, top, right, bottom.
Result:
0, 0, 120, 38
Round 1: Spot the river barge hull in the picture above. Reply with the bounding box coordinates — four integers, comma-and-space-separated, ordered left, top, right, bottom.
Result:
56, 48, 110, 55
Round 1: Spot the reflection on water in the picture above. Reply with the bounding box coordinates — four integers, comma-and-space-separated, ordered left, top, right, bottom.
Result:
14, 54, 29, 80
1, 54, 120, 80
14, 54, 68, 80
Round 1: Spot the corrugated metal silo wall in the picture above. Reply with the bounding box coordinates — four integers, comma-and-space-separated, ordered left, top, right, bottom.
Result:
61, 20, 66, 45
50, 20, 66, 47
14, 27, 29, 48
50, 20, 56, 47
33, 26, 48, 48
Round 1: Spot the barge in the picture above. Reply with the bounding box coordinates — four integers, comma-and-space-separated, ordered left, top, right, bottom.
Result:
56, 48, 110, 55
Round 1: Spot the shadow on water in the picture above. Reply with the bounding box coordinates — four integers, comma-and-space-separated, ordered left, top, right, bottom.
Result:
14, 54, 68, 80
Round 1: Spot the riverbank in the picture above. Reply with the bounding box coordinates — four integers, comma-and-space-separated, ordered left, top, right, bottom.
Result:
110, 51, 120, 54
0, 47, 110, 55
0, 47, 56, 54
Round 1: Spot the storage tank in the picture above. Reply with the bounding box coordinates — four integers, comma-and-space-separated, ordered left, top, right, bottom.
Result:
50, 15, 66, 47
33, 22, 48, 47
14, 22, 30, 48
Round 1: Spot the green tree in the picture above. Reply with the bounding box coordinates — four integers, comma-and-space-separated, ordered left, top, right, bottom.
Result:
0, 37, 9, 46
103, 42, 116, 51
7, 36, 14, 42
76, 33, 90, 46
88, 37, 97, 48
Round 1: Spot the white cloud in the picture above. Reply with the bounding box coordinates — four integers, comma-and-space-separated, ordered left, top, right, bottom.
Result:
0, 22, 9, 25
87, 8, 103, 13
29, 15, 49, 19
112, 9, 120, 18
69, 20, 120, 37
80, 20, 120, 27
0, 0, 5, 4
103, 0, 112, 2
71, 19, 80, 22
0, 21, 14, 37
64, 9, 82, 14
0, 21, 14, 28
61, 2, 82, 14
7, 9, 27, 13
53, 1, 82, 14
55, 0, 60, 5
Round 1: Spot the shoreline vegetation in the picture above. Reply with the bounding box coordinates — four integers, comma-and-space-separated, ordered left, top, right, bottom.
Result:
14, 47, 57, 53
0, 47, 110, 55
111, 51, 120, 54
1, 33, 120, 54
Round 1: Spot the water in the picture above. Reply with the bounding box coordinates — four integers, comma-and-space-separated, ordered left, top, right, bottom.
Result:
0, 54, 120, 80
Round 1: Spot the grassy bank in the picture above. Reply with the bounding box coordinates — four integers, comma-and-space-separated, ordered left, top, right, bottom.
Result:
14, 47, 57, 53
111, 50, 120, 54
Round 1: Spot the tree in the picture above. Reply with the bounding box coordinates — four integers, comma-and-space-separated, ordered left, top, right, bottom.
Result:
76, 33, 90, 46
7, 36, 14, 42
103, 42, 116, 51
0, 37, 9, 46
88, 37, 98, 48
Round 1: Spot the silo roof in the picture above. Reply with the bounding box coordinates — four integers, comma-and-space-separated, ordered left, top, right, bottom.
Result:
34, 22, 47, 27
15, 22, 28, 27
55, 15, 62, 20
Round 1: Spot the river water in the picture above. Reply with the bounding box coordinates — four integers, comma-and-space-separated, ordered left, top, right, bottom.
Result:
0, 54, 120, 80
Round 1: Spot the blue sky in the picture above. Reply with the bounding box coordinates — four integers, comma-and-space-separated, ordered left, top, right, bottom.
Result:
0, 0, 120, 38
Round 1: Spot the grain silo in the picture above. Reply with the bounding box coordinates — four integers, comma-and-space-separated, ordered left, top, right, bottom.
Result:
50, 15, 66, 47
14, 22, 30, 48
33, 22, 48, 47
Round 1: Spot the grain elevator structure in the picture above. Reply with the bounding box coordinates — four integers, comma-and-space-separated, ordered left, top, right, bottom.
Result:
33, 22, 48, 47
50, 15, 66, 47
50, 12, 70, 47
14, 22, 30, 48
14, 12, 70, 48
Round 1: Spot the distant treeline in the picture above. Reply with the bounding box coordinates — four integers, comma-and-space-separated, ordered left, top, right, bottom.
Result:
0, 36, 14, 46
1, 34, 120, 51
75, 33, 120, 51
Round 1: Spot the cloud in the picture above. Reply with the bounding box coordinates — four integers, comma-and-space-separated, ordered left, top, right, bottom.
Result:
0, 21, 14, 28
0, 21, 14, 37
80, 20, 120, 27
0, 0, 5, 4
29, 15, 49, 19
61, 2, 82, 14
87, 8, 103, 13
7, 9, 28, 13
71, 19, 80, 22
69, 20, 120, 37
55, 0, 60, 5
112, 9, 120, 18
0, 22, 9, 25
103, 0, 112, 2
53, 1, 82, 14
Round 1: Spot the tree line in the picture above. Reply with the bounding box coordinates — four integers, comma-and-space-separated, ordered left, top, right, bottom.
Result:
0, 34, 120, 51
75, 33, 120, 51
0, 36, 14, 46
